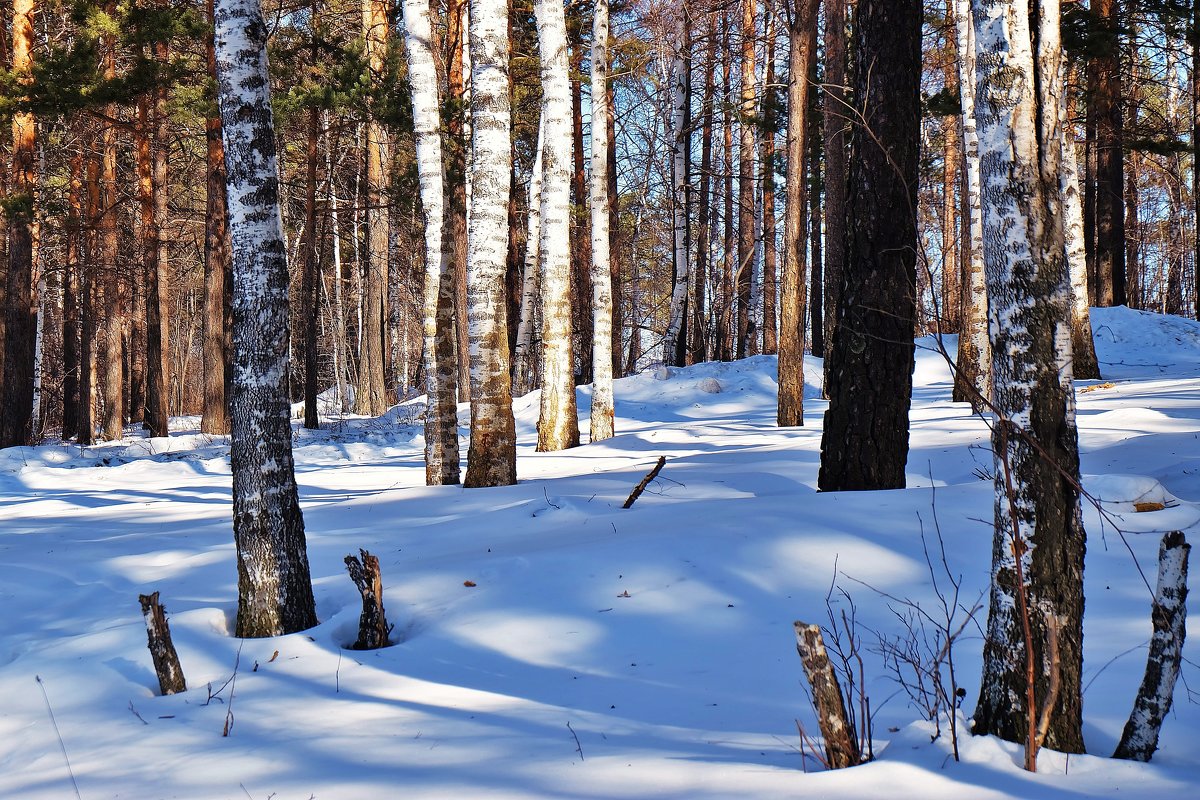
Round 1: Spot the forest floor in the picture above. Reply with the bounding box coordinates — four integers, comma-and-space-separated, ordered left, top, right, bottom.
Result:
2, 306, 1199, 799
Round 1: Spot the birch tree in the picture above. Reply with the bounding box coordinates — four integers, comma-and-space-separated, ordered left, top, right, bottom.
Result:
534, 0, 580, 452
512, 117, 543, 397
463, 0, 518, 486
1060, 83, 1101, 380
589, 0, 615, 442
0, 0, 37, 448
951, 0, 991, 408
971, 0, 1086, 757
404, 0, 461, 485
662, 11, 690, 368
213, 0, 318, 636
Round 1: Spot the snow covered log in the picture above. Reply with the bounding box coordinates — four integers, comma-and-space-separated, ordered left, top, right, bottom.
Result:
1114, 530, 1189, 761
794, 621, 860, 769
345, 550, 391, 650
138, 592, 186, 695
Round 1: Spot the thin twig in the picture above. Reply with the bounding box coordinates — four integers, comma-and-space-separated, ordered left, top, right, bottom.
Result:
567, 721, 584, 761
37, 676, 82, 800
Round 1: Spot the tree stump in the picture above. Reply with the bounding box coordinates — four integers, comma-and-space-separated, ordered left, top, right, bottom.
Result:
1114, 531, 1190, 761
139, 592, 187, 695
794, 621, 860, 769
345, 549, 391, 649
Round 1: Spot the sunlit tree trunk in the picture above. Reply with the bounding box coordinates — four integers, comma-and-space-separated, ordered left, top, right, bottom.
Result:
952, 0, 991, 408
761, 3, 779, 356
971, 0, 1086, 756
357, 0, 391, 416
589, 0, 615, 443
202, 0, 232, 436
214, 0, 318, 637
405, 0, 461, 485
1062, 76, 1100, 380
777, 0, 818, 428
534, 0, 580, 452
1093, 0, 1125, 307
100, 21, 125, 444
463, 0, 519, 485
736, 0, 758, 358
663, 12, 691, 367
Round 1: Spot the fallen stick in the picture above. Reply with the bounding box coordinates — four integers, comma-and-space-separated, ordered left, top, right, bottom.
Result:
623, 456, 666, 509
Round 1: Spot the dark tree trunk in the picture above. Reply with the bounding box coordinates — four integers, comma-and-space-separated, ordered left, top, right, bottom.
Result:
214, 0, 318, 637
720, 15, 734, 363
692, 19, 718, 365
0, 0, 38, 448
302, 103, 321, 430
139, 592, 187, 695
143, 63, 171, 439
1093, 0, 1126, 307
736, 0, 757, 360
446, 0, 471, 403
808, 61, 824, 361
818, 0, 921, 491
762, 5, 779, 357
822, 0, 847, 367
79, 152, 102, 446
62, 154, 83, 441
570, 26, 593, 383
345, 550, 391, 650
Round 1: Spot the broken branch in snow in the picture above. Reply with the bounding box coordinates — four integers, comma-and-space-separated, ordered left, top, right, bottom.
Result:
623, 456, 666, 508
1114, 530, 1190, 762
794, 621, 861, 769
138, 591, 187, 695
345, 549, 392, 650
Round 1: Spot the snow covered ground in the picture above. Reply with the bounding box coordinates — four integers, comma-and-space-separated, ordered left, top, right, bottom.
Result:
1, 306, 1198, 799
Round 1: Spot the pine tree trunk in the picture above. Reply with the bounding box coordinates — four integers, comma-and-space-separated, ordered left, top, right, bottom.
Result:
941, 9, 962, 333
62, 154, 82, 441
720, 16, 734, 362
79, 151, 102, 446
142, 49, 171, 438
405, 0, 461, 485
1093, 0, 1126, 307
778, 0, 818, 428
202, 0, 232, 436
0, 0, 37, 448
971, 0, 1086, 757
736, 0, 758, 359
534, 0, 580, 453
463, 0, 519, 486
448, 0, 472, 404
589, 0, 615, 443
213, 0, 318, 637
818, 0, 921, 491
760, 4, 779, 357
808, 67, 824, 361
357, 0, 391, 416
821, 0, 847, 367
100, 76, 125, 444
301, 104, 321, 430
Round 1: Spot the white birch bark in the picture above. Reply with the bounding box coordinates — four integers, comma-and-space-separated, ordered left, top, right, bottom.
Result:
213, 0, 317, 637
952, 0, 992, 408
513, 114, 544, 397
662, 11, 690, 367
462, 0, 518, 486
589, 0, 615, 442
326, 121, 349, 413
971, 0, 1087, 753
534, 0, 580, 452
405, 0, 461, 485
1059, 89, 1101, 380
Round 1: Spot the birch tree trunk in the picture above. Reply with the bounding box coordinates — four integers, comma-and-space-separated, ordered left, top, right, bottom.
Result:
691, 18, 718, 365
405, 0, 462, 485
589, 0, 615, 443
0, 0, 37, 448
971, 0, 1086, 756
952, 0, 991, 409
357, 0, 391, 416
777, 0, 818, 428
534, 0, 580, 453
463, 0, 518, 486
512, 116, 544, 397
213, 0, 318, 637
662, 12, 691, 367
1061, 79, 1101, 380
